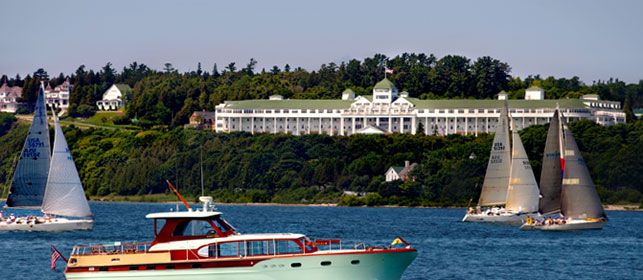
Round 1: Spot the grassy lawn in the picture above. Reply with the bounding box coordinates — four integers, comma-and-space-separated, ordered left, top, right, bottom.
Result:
61, 110, 140, 130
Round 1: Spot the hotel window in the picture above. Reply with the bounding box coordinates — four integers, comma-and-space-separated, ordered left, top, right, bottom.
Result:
458, 110, 464, 113
448, 110, 454, 113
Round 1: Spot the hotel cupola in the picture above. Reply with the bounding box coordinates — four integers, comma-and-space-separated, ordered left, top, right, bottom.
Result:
373, 78, 398, 104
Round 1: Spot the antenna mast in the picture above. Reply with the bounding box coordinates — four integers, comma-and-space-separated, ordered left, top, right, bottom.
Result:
200, 146, 204, 197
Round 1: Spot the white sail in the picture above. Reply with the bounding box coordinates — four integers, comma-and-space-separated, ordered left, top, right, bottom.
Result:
41, 114, 92, 217
478, 104, 511, 206
6, 84, 50, 208
505, 126, 540, 213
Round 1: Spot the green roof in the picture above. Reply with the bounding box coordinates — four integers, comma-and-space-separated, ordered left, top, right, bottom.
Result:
224, 99, 353, 109
223, 97, 594, 110
406, 98, 587, 109
374, 78, 397, 90
390, 166, 404, 174
114, 84, 132, 93
526, 86, 543, 91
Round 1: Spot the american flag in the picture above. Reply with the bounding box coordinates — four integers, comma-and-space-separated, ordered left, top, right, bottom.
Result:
385, 68, 394, 74
51, 245, 66, 270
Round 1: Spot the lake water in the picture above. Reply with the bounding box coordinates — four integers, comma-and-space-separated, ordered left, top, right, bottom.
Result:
1, 203, 641, 280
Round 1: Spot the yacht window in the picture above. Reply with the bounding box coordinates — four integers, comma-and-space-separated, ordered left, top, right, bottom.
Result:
247, 240, 274, 256
276, 240, 303, 254
218, 242, 246, 257
173, 220, 213, 237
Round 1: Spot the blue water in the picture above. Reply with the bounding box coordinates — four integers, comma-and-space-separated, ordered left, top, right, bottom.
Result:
1, 203, 641, 280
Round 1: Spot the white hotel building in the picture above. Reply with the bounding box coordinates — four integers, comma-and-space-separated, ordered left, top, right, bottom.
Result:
214, 78, 625, 136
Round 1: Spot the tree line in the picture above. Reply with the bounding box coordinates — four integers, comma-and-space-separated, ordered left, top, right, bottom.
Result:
1, 115, 640, 206
1, 53, 641, 125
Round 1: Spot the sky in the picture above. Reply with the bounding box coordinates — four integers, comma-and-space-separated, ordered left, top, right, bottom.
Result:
1, 0, 643, 84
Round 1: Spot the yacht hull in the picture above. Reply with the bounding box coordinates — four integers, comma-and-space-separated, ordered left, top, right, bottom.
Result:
65, 249, 417, 280
520, 220, 605, 231
0, 218, 93, 232
462, 212, 536, 224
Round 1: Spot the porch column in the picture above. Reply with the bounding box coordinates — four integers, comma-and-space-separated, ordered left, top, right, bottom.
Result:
411, 116, 416, 135
352, 117, 356, 134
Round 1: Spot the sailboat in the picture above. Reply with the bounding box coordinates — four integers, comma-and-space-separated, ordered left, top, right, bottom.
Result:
463, 103, 540, 224
521, 110, 607, 230
0, 83, 93, 231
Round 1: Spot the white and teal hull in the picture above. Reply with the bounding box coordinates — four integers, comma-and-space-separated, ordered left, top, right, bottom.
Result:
66, 250, 416, 280
0, 218, 93, 231
462, 212, 537, 225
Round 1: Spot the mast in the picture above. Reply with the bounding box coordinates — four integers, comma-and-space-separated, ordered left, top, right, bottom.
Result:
538, 110, 563, 214
478, 103, 511, 206
41, 112, 92, 217
200, 146, 204, 197
505, 122, 540, 213
6, 83, 51, 208
559, 113, 606, 219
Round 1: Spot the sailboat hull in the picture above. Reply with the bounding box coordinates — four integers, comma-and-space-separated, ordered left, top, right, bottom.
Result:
462, 211, 536, 225
0, 217, 93, 232
520, 220, 605, 231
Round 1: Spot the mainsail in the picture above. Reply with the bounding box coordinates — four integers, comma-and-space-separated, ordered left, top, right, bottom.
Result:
41, 114, 92, 217
559, 116, 605, 219
538, 110, 562, 214
478, 104, 511, 206
6, 84, 50, 208
505, 123, 540, 213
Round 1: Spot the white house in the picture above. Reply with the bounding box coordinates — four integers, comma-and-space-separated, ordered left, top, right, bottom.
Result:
45, 79, 71, 109
385, 161, 418, 182
0, 83, 23, 113
213, 78, 626, 136
96, 84, 132, 111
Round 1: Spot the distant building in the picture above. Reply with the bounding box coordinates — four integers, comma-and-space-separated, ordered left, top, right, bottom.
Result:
385, 161, 418, 182
0, 83, 23, 113
96, 84, 132, 111
214, 78, 626, 136
188, 111, 216, 129
45, 79, 71, 109
524, 86, 545, 100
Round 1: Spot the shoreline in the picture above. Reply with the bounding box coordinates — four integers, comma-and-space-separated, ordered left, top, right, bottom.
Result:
85, 197, 642, 211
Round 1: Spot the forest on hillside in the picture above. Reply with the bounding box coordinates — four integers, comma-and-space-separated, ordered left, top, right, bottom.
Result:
1, 114, 640, 206
2, 53, 641, 126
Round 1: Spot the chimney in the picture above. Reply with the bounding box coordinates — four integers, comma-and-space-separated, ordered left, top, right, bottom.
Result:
405, 160, 410, 168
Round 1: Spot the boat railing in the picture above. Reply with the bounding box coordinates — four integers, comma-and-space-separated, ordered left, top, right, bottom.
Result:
71, 242, 153, 256
309, 239, 343, 251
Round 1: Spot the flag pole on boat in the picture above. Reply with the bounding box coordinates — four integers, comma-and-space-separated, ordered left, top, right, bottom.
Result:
166, 180, 191, 210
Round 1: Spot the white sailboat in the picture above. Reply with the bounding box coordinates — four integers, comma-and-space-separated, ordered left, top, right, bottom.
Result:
463, 104, 540, 224
1, 83, 93, 231
521, 110, 607, 230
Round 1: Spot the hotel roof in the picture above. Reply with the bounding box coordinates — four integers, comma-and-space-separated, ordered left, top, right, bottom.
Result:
374, 78, 397, 90
222, 97, 594, 110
